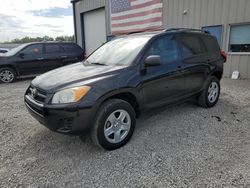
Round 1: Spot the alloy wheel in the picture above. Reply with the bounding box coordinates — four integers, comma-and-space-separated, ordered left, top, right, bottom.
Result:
104, 109, 131, 144
208, 81, 219, 103
0, 70, 14, 83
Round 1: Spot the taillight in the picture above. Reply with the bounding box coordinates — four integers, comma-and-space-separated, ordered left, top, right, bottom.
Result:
220, 51, 227, 63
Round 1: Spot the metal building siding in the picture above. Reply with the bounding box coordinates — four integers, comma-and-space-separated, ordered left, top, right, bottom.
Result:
74, 0, 250, 78
163, 0, 250, 78
74, 0, 110, 48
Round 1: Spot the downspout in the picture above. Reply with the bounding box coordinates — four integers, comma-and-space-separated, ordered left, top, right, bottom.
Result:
71, 0, 81, 44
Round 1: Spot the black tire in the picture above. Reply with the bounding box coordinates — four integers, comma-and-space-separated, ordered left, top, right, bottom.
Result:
198, 76, 220, 108
91, 99, 136, 150
0, 67, 17, 83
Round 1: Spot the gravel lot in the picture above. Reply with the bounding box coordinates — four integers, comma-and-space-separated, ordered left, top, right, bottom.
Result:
0, 78, 250, 188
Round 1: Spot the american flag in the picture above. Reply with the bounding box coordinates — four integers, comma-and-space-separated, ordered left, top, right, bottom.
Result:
111, 0, 163, 35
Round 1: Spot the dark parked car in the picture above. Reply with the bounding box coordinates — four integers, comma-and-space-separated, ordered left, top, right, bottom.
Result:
25, 29, 227, 150
0, 42, 84, 83
0, 48, 9, 54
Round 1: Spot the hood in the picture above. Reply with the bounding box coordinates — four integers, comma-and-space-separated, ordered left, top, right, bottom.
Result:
32, 62, 126, 91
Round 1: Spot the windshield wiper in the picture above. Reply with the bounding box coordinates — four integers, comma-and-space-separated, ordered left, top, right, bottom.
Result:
90, 62, 107, 66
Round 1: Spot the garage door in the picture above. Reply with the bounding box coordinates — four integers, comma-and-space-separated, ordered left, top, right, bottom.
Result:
83, 8, 106, 55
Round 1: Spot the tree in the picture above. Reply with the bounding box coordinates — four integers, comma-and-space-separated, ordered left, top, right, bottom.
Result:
4, 35, 74, 44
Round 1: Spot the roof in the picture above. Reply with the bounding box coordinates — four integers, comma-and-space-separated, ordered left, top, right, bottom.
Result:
117, 28, 211, 39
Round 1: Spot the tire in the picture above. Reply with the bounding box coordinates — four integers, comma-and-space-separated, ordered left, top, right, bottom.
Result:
0, 67, 17, 83
91, 99, 136, 150
198, 76, 220, 108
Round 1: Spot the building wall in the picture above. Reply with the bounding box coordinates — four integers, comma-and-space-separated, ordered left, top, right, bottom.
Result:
74, 0, 110, 48
74, 0, 250, 78
164, 0, 250, 78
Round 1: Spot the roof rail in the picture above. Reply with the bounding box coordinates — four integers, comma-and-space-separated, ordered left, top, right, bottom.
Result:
164, 28, 210, 34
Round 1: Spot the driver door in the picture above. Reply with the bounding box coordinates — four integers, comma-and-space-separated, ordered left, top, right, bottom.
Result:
16, 44, 45, 75
141, 35, 187, 109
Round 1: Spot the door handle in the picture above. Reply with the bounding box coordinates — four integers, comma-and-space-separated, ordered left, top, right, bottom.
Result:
37, 57, 44, 60
177, 65, 182, 69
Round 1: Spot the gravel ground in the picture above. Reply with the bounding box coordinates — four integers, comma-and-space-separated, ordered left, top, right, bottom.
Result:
0, 78, 250, 188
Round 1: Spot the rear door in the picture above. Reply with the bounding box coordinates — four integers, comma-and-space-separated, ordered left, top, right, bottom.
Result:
16, 44, 45, 75
43, 43, 62, 71
141, 35, 187, 109
178, 34, 210, 94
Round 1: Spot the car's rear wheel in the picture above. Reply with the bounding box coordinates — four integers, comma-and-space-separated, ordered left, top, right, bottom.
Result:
0, 68, 16, 83
198, 76, 220, 108
91, 99, 136, 150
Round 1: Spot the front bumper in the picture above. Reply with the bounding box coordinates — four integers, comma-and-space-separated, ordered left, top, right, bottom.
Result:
24, 95, 95, 135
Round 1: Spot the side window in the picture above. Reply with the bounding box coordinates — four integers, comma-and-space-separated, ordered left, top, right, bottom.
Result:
21, 44, 43, 55
45, 44, 61, 54
146, 36, 179, 64
202, 36, 220, 53
179, 35, 204, 59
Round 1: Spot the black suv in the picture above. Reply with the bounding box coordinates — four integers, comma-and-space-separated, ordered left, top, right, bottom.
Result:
0, 42, 84, 83
25, 29, 227, 150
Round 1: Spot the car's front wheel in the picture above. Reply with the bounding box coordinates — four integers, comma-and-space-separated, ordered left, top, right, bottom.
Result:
0, 68, 16, 83
91, 99, 136, 150
198, 76, 220, 108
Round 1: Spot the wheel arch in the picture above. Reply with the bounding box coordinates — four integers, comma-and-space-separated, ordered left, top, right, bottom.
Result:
98, 91, 141, 118
211, 70, 223, 80
0, 65, 19, 76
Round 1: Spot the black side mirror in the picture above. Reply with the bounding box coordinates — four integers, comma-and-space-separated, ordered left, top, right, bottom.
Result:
19, 53, 25, 59
145, 55, 161, 66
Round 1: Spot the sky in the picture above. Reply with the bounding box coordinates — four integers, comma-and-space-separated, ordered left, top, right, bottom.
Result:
0, 0, 74, 42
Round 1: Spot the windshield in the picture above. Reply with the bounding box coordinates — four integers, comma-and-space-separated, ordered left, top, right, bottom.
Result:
5, 44, 27, 56
85, 36, 151, 66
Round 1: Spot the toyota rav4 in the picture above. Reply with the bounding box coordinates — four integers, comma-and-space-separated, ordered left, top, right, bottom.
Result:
24, 29, 227, 150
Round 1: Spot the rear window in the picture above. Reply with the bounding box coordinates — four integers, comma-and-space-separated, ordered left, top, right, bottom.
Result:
61, 44, 82, 53
202, 35, 220, 53
179, 35, 204, 58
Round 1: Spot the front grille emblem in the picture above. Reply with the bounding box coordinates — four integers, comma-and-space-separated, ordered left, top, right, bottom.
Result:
30, 88, 38, 98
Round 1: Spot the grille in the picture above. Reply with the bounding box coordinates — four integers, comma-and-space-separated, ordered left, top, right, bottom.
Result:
27, 86, 47, 103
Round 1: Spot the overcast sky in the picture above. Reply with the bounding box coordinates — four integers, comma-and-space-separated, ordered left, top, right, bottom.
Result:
0, 0, 73, 42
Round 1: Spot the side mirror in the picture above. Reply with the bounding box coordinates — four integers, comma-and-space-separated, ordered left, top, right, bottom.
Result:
145, 55, 161, 66
19, 53, 25, 59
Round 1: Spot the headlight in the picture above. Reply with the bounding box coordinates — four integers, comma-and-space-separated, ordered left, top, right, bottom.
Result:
52, 86, 91, 104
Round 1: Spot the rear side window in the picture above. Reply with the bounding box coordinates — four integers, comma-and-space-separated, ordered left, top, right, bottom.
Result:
61, 44, 82, 53
202, 35, 220, 53
179, 35, 204, 59
45, 44, 61, 54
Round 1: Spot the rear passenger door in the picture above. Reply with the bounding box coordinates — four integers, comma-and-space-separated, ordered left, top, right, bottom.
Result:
178, 34, 210, 94
43, 43, 63, 71
60, 44, 84, 65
